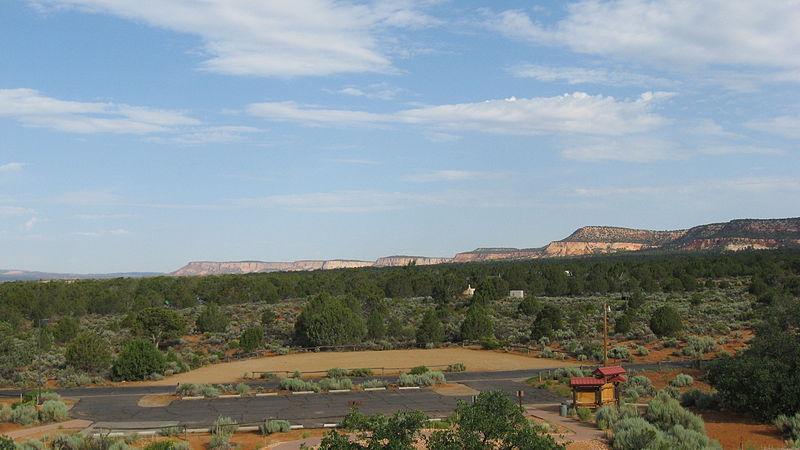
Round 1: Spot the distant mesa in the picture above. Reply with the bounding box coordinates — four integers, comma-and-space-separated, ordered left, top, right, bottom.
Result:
4, 217, 798, 281
169, 217, 800, 277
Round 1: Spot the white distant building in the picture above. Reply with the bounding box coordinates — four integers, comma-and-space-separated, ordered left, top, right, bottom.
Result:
509, 290, 524, 299
463, 284, 476, 298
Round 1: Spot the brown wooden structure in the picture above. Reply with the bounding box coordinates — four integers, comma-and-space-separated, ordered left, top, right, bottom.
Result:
569, 365, 627, 408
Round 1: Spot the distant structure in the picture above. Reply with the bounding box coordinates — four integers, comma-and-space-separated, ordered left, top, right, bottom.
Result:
462, 284, 476, 298
509, 290, 524, 299
569, 365, 627, 408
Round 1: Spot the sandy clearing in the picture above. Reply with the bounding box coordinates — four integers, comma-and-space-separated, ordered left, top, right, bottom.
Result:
432, 383, 481, 396
137, 348, 581, 386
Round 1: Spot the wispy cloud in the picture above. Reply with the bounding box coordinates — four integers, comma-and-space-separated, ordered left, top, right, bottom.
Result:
152, 126, 264, 145
0, 206, 35, 216
239, 189, 545, 213
32, 0, 439, 77
329, 158, 381, 165
72, 228, 130, 237
745, 116, 800, 139
509, 64, 674, 88
572, 175, 800, 198
404, 170, 503, 183
700, 146, 785, 156
0, 162, 26, 172
561, 137, 685, 163
0, 88, 199, 134
248, 91, 672, 136
23, 217, 40, 231
73, 213, 135, 220
486, 1, 800, 71
328, 83, 405, 100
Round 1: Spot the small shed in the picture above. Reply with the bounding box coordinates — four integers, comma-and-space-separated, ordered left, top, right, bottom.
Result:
509, 290, 524, 299
569, 365, 627, 408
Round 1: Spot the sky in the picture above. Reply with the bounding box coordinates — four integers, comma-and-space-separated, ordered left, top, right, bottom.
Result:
1, 0, 799, 273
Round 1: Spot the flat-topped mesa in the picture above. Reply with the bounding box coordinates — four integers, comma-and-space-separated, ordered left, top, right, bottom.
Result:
666, 218, 800, 251
453, 248, 543, 262
171, 259, 373, 276
560, 226, 687, 245
374, 256, 452, 267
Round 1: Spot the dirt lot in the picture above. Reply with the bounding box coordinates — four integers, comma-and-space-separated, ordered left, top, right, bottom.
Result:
136, 348, 581, 385
699, 409, 786, 449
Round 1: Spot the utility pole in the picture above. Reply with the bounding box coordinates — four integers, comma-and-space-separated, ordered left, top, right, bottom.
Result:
603, 303, 609, 367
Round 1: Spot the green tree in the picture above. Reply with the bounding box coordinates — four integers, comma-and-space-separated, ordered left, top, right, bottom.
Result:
65, 332, 112, 373
426, 390, 564, 449
366, 310, 386, 340
649, 306, 682, 336
131, 307, 187, 346
52, 316, 80, 343
531, 304, 563, 340
517, 296, 543, 316
318, 408, 427, 450
416, 310, 444, 346
239, 326, 264, 352
195, 303, 229, 333
294, 294, 366, 347
460, 304, 493, 341
111, 339, 166, 381
260, 309, 277, 327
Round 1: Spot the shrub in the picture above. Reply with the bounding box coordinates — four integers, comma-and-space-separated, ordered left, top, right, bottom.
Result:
446, 363, 466, 373
612, 417, 665, 450
16, 439, 44, 450
348, 368, 373, 377
644, 393, 705, 433
10, 404, 38, 426
39, 400, 69, 423
208, 434, 233, 450
196, 384, 221, 398
659, 386, 680, 399
460, 304, 493, 341
195, 303, 229, 333
680, 336, 717, 357
49, 433, 84, 449
608, 346, 632, 360
239, 327, 264, 353
159, 426, 181, 437
294, 294, 366, 347
621, 375, 656, 399
260, 419, 291, 435
327, 368, 349, 378
649, 306, 683, 336
212, 416, 238, 438
663, 424, 719, 450
234, 383, 251, 396
111, 339, 166, 381
670, 374, 694, 387
0, 435, 13, 450
595, 406, 619, 430
279, 378, 320, 392
57, 369, 92, 388
361, 379, 387, 388
576, 407, 592, 422
0, 406, 11, 422
410, 366, 429, 375
635, 345, 650, 356
65, 332, 112, 373
774, 412, 800, 441
144, 442, 176, 450
319, 378, 353, 391
680, 390, 720, 410
40, 391, 61, 402
398, 371, 445, 387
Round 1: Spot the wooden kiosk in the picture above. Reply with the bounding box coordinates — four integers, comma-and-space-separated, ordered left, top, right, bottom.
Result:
569, 365, 627, 408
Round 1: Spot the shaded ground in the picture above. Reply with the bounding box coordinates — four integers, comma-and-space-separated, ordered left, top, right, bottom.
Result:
136, 348, 582, 386
698, 409, 785, 450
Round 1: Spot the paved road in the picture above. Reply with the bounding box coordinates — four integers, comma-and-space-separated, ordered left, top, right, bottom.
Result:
3, 360, 703, 430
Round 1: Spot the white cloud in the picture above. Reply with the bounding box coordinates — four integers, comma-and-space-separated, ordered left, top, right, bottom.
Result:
0, 162, 26, 172
745, 116, 800, 139
330, 83, 404, 100
488, 1, 800, 70
700, 146, 785, 156
72, 228, 130, 237
404, 170, 502, 182
240, 189, 543, 212
0, 206, 35, 216
572, 175, 800, 198
509, 64, 674, 87
0, 88, 199, 134
248, 91, 672, 136
32, 0, 438, 77
687, 119, 740, 138
561, 137, 685, 162
73, 213, 134, 220
166, 126, 264, 145
330, 159, 381, 165
23, 217, 40, 231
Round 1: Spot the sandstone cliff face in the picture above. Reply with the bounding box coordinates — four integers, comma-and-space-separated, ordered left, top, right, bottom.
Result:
170, 217, 800, 276
453, 248, 543, 262
541, 241, 650, 257
374, 256, 452, 267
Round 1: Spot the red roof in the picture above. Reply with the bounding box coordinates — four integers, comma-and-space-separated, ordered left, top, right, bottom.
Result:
608, 375, 627, 383
593, 366, 627, 377
570, 377, 605, 387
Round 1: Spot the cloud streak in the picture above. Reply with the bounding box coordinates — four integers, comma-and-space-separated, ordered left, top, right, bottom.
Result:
32, 0, 438, 77
0, 88, 199, 134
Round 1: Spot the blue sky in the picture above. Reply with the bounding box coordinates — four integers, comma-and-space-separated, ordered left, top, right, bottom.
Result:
1, 0, 798, 273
